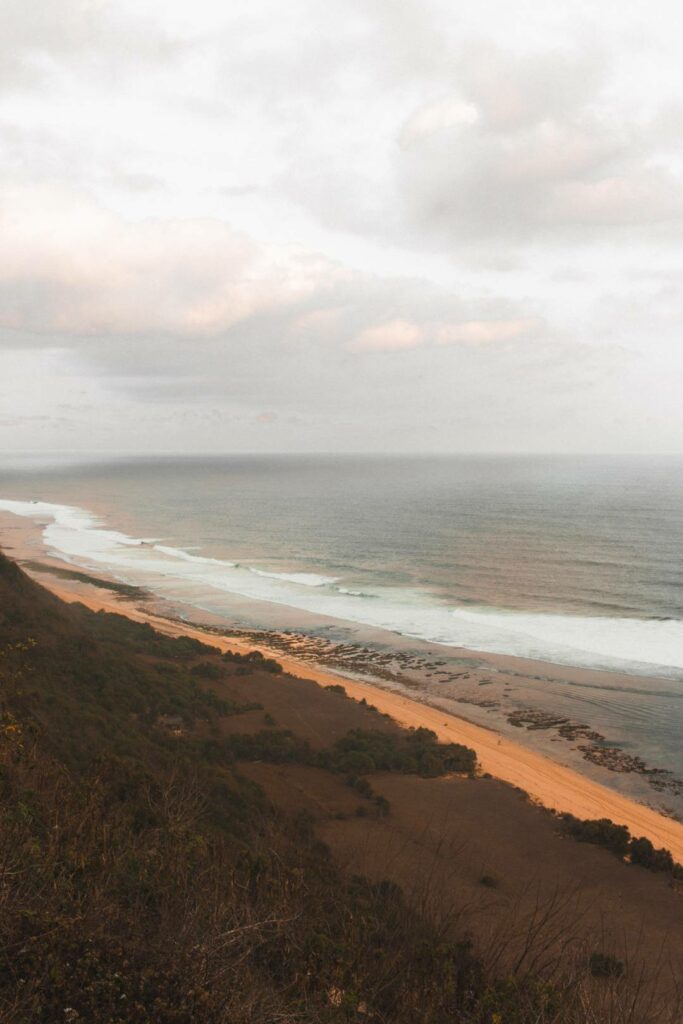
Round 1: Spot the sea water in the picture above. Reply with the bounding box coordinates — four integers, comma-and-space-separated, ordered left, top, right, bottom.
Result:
1, 454, 682, 672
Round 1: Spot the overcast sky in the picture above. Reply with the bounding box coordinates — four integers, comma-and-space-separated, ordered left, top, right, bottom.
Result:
1, 0, 682, 454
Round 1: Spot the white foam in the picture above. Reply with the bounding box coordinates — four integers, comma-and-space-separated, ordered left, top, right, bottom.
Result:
154, 544, 234, 567
449, 607, 683, 675
249, 568, 339, 587
2, 496, 683, 678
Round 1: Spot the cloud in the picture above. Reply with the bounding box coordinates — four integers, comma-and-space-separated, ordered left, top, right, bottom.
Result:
399, 97, 479, 146
397, 45, 683, 247
434, 318, 541, 345
0, 1, 680, 453
351, 319, 425, 351
0, 0, 184, 93
0, 186, 548, 361
0, 185, 346, 338
351, 316, 541, 351
0, 185, 580, 450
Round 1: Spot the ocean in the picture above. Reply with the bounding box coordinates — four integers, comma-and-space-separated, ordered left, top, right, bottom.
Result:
1, 453, 682, 812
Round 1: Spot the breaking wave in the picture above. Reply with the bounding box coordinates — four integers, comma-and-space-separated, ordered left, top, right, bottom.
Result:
1, 497, 683, 679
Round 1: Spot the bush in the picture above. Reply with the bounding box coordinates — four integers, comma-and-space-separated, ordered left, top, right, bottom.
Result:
325, 727, 476, 777
561, 816, 631, 858
346, 774, 374, 799
589, 953, 624, 978
222, 649, 283, 673
561, 815, 683, 878
374, 795, 391, 816
629, 836, 675, 873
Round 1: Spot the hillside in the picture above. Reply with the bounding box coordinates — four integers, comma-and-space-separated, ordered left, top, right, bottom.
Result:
0, 550, 681, 1023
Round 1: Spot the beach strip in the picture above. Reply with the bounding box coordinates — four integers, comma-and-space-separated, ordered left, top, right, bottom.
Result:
39, 576, 683, 864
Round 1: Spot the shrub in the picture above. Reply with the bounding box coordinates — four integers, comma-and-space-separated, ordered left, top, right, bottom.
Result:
560, 816, 631, 858
589, 953, 624, 978
346, 774, 374, 799
222, 649, 282, 674
325, 728, 476, 777
561, 815, 683, 879
374, 795, 390, 816
629, 836, 675, 873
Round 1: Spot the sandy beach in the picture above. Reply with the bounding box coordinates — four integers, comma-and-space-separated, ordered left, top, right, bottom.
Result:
30, 569, 683, 864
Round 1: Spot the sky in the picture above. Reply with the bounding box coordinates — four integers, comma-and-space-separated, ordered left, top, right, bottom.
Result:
0, 0, 682, 454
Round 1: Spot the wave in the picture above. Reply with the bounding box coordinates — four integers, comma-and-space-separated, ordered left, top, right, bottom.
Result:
2, 496, 683, 679
249, 569, 338, 587
154, 544, 235, 568
448, 607, 683, 678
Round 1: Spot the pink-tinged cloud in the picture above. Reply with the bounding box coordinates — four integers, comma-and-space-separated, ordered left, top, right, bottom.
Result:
0, 186, 346, 337
351, 317, 539, 352
434, 318, 540, 345
351, 319, 425, 351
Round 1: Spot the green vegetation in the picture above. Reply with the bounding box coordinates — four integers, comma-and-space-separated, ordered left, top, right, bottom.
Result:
223, 648, 283, 674
326, 683, 347, 695
319, 726, 477, 776
560, 814, 682, 877
630, 835, 677, 874
212, 724, 477, 783
345, 773, 391, 816
561, 816, 631, 858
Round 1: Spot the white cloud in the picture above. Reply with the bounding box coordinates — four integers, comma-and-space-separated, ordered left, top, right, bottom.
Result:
0, 0, 681, 452
434, 318, 541, 345
351, 316, 542, 351
0, 185, 345, 337
397, 45, 683, 247
399, 97, 479, 146
351, 319, 424, 351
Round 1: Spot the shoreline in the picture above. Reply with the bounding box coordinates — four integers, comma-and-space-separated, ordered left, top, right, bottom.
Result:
33, 569, 683, 863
